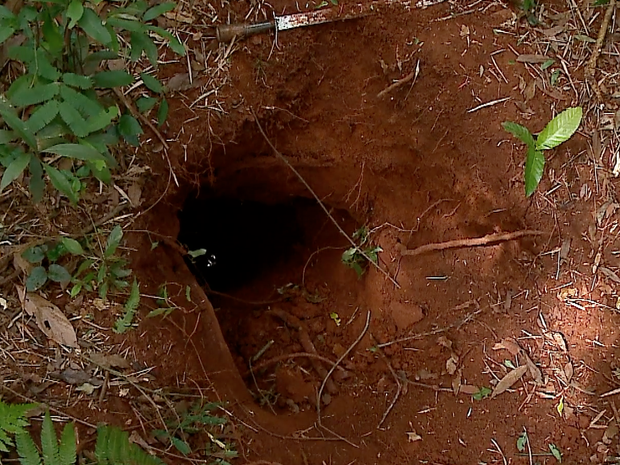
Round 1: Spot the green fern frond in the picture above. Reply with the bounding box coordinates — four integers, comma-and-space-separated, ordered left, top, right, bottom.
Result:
0, 400, 37, 452
95, 425, 164, 465
15, 432, 41, 465
25, 100, 60, 134
57, 423, 76, 465
113, 279, 139, 334
15, 411, 76, 465
59, 84, 103, 118
41, 411, 61, 465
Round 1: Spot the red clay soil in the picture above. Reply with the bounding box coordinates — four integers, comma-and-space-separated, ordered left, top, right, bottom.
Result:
122, 0, 620, 464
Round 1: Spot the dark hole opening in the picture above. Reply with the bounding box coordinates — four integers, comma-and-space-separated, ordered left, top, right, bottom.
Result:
178, 194, 319, 294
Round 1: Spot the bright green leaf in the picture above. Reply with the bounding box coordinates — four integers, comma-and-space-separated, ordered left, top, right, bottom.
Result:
41, 10, 64, 54
22, 245, 47, 263
170, 437, 191, 456
62, 73, 93, 89
105, 225, 123, 257
58, 423, 76, 465
136, 97, 157, 113
92, 70, 134, 88
48, 264, 71, 284
118, 114, 143, 146
86, 105, 119, 133
26, 266, 48, 291
143, 2, 176, 21
0, 26, 15, 45
25, 100, 59, 134
502, 121, 535, 148
29, 156, 45, 203
67, 0, 84, 28
60, 84, 102, 117
78, 8, 111, 45
0, 152, 31, 192
58, 101, 90, 137
0, 98, 39, 149
44, 163, 78, 204
0, 130, 15, 144
524, 147, 545, 197
61, 237, 84, 255
549, 444, 562, 462
10, 83, 59, 107
516, 431, 527, 452
42, 143, 106, 162
536, 107, 583, 150
140, 72, 163, 93
157, 98, 168, 127
106, 16, 145, 32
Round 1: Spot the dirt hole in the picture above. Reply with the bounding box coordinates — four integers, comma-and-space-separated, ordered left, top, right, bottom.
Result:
178, 186, 361, 399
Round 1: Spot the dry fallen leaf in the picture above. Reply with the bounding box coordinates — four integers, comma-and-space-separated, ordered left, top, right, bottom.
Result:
517, 54, 550, 63
18, 288, 78, 348
459, 385, 479, 395
90, 353, 130, 369
493, 337, 521, 356
407, 431, 422, 443
491, 365, 528, 398
163, 10, 195, 23
523, 351, 544, 385
446, 353, 459, 375
564, 361, 574, 383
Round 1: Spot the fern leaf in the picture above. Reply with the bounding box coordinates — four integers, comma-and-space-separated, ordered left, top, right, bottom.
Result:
59, 84, 103, 119
0, 400, 38, 452
113, 279, 139, 334
58, 101, 90, 138
95, 426, 163, 465
16, 432, 42, 465
57, 423, 76, 465
25, 100, 59, 135
41, 411, 60, 465
85, 105, 119, 134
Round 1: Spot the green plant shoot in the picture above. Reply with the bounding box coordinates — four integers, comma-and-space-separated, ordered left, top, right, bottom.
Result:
503, 107, 582, 197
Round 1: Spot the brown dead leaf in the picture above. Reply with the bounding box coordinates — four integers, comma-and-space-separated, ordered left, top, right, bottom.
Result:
491, 365, 527, 398
437, 335, 452, 350
557, 287, 578, 301
542, 25, 565, 37
127, 183, 143, 208
524, 80, 536, 101
167, 73, 191, 92
90, 353, 130, 369
452, 368, 462, 395
446, 353, 458, 375
560, 239, 571, 260
18, 288, 78, 347
523, 351, 544, 385
564, 361, 574, 383
600, 267, 620, 284
551, 332, 568, 352
493, 337, 521, 356
163, 10, 194, 23
407, 431, 422, 442
459, 385, 479, 395
517, 54, 550, 63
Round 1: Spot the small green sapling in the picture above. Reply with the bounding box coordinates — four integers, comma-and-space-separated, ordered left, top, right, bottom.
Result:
503, 107, 582, 197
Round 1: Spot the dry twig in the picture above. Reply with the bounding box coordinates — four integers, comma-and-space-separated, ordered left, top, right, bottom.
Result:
585, 0, 616, 101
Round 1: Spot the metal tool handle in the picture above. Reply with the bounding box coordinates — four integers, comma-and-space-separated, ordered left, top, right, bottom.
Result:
216, 21, 275, 42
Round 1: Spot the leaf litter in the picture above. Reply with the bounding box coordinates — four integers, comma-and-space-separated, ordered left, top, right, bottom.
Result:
17, 286, 77, 348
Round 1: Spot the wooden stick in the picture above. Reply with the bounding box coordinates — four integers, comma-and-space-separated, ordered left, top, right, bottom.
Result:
585, 0, 616, 101
377, 70, 415, 98
400, 230, 544, 257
